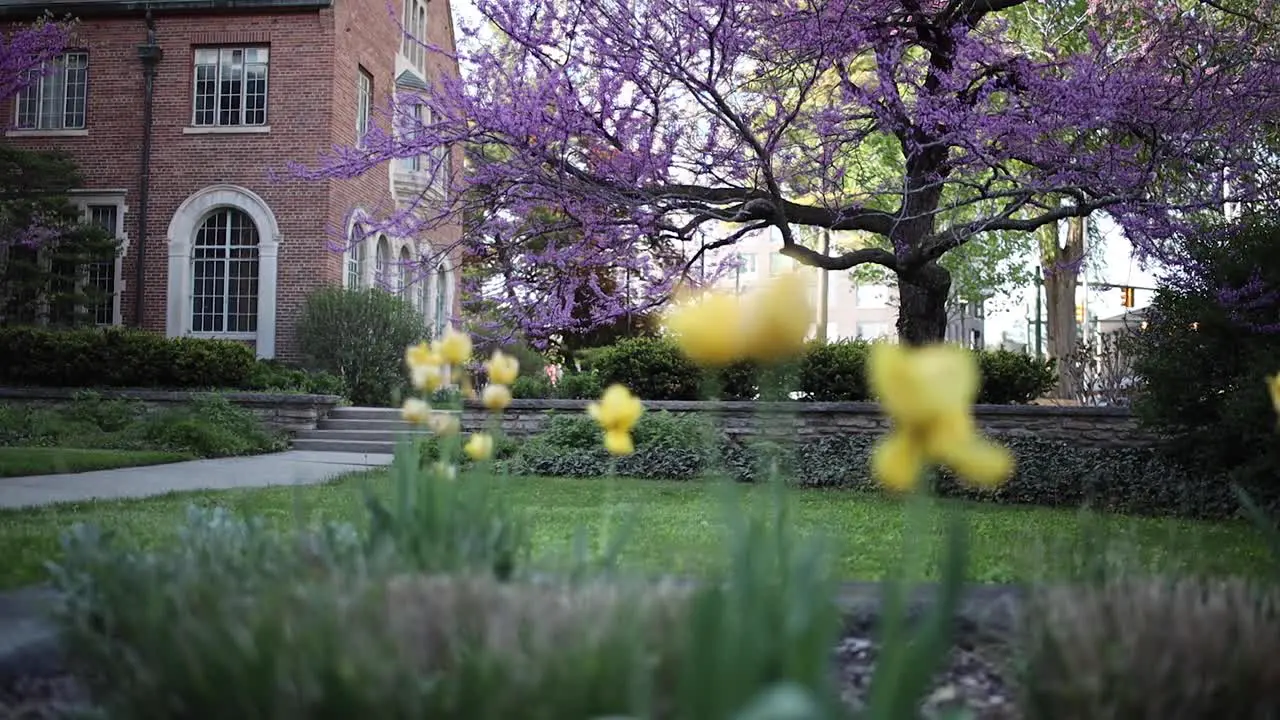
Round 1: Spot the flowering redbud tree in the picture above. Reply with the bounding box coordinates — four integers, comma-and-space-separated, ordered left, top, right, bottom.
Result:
304, 0, 1280, 345
1, 17, 71, 104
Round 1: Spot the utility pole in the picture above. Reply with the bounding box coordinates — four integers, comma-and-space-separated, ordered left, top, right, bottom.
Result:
1033, 269, 1044, 359
816, 228, 831, 341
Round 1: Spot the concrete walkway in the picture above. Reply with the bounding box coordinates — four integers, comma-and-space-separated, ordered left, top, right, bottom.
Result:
0, 450, 395, 510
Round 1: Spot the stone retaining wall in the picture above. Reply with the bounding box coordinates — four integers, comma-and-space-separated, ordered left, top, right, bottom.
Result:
0, 387, 343, 433
462, 399, 1153, 449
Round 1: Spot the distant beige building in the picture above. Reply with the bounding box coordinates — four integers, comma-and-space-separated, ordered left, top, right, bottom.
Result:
706, 226, 985, 347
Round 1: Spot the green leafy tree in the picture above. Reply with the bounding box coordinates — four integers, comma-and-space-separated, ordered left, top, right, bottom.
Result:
0, 146, 118, 326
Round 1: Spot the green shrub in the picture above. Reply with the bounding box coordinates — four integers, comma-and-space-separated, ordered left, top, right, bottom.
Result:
296, 287, 426, 406
245, 360, 347, 396
799, 340, 871, 401
141, 396, 284, 457
977, 349, 1056, 404
0, 326, 256, 389
511, 373, 553, 399
553, 370, 604, 399
591, 337, 703, 400
1128, 220, 1280, 507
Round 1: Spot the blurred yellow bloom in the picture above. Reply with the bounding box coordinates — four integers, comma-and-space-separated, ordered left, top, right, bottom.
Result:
587, 384, 644, 433
1268, 374, 1280, 417
401, 397, 431, 424
740, 272, 813, 363
434, 327, 472, 366
482, 383, 513, 412
485, 350, 520, 385
870, 431, 921, 493
464, 432, 494, 461
405, 341, 440, 370
603, 429, 635, 456
411, 363, 444, 392
665, 272, 813, 367
427, 411, 460, 436
866, 342, 1013, 492
665, 291, 748, 366
868, 342, 979, 427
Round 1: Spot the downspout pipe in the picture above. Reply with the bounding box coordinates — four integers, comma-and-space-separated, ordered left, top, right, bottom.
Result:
134, 9, 162, 327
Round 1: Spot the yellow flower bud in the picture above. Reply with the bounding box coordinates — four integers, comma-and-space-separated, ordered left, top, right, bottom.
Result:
434, 327, 472, 366
481, 383, 513, 412
426, 412, 460, 436
587, 384, 644, 433
411, 363, 444, 392
740, 272, 813, 363
401, 397, 431, 424
464, 432, 494, 461
603, 430, 635, 456
405, 341, 439, 370
485, 350, 520, 386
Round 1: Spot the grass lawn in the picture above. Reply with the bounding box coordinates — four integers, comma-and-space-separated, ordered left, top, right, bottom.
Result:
0, 470, 1271, 590
0, 447, 194, 478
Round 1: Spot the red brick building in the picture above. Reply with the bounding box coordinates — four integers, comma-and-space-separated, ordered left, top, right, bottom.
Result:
1, 0, 463, 359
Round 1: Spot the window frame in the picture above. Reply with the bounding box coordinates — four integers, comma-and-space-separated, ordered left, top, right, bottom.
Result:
14, 50, 89, 131
190, 46, 271, 128
346, 223, 365, 289
356, 67, 373, 145
189, 207, 261, 337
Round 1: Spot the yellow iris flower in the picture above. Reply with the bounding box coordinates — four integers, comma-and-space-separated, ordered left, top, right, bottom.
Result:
484, 350, 520, 385
401, 397, 431, 425
866, 342, 1013, 491
464, 432, 494, 461
434, 327, 473, 366
664, 271, 813, 367
481, 383, 513, 412
587, 384, 643, 456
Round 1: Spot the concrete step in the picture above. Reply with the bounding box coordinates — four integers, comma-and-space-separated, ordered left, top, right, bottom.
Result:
291, 437, 403, 454
317, 418, 419, 431
327, 406, 406, 420
295, 428, 430, 442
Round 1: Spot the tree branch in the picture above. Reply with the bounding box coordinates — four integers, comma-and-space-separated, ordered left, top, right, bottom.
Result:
920, 195, 1128, 262
780, 243, 899, 272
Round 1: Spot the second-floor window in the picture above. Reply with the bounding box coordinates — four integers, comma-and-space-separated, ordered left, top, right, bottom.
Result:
402, 0, 428, 73
356, 68, 373, 144
15, 52, 88, 130
192, 47, 269, 127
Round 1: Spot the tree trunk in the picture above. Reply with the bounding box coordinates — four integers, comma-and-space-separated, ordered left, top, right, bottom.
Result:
896, 261, 951, 346
1041, 216, 1086, 399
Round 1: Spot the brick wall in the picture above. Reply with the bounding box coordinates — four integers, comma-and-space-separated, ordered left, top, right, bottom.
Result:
460, 399, 1155, 450
2, 0, 465, 358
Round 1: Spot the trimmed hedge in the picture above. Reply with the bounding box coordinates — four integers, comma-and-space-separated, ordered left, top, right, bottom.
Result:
0, 326, 343, 395
501, 413, 1246, 520
534, 337, 1057, 403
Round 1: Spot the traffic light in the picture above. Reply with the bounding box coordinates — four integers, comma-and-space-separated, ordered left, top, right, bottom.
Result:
1075, 304, 1084, 324
1119, 286, 1135, 308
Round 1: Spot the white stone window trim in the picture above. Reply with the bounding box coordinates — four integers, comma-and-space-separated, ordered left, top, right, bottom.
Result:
67, 191, 130, 327
345, 209, 370, 290
165, 184, 279, 359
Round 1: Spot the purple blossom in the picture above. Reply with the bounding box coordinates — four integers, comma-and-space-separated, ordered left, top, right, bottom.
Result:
295, 0, 1280, 343
1, 18, 72, 106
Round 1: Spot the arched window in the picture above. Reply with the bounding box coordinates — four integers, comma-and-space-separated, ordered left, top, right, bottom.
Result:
346, 224, 365, 289
374, 235, 391, 290
191, 208, 259, 333
398, 246, 412, 297
433, 264, 448, 336
418, 258, 431, 312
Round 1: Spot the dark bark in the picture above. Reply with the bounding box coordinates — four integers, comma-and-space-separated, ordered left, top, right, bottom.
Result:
896, 261, 952, 346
